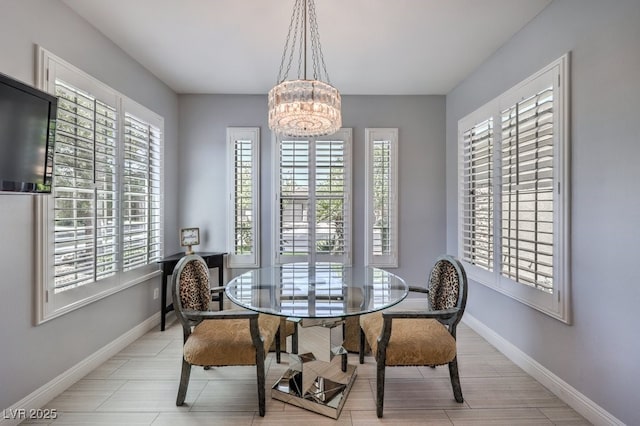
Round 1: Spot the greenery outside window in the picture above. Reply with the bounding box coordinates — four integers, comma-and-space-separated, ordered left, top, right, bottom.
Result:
35, 47, 164, 323
365, 128, 399, 267
273, 129, 352, 265
227, 127, 260, 268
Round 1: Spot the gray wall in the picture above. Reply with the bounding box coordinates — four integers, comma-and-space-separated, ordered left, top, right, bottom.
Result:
0, 0, 179, 410
445, 0, 640, 424
178, 94, 446, 286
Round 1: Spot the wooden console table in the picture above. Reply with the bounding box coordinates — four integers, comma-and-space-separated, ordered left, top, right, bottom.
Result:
157, 251, 227, 331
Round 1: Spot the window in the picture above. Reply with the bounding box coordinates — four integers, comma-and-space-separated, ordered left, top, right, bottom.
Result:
122, 106, 162, 271
274, 129, 352, 265
35, 47, 164, 323
227, 127, 260, 268
460, 114, 494, 276
365, 128, 399, 267
458, 55, 569, 322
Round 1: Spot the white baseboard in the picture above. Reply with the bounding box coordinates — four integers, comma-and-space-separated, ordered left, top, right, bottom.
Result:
1, 313, 160, 426
0, 312, 624, 425
462, 314, 624, 426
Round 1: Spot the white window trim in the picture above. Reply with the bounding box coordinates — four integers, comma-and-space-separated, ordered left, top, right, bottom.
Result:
34, 46, 164, 324
365, 128, 399, 267
457, 54, 570, 323
226, 127, 260, 268
272, 128, 353, 265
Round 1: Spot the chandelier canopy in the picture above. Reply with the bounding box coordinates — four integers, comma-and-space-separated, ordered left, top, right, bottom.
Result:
268, 0, 341, 137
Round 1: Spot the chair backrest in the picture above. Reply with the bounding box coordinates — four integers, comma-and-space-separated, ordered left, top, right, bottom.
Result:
171, 255, 210, 332
427, 255, 468, 328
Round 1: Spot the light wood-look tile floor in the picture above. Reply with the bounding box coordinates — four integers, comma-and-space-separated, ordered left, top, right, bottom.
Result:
27, 299, 590, 425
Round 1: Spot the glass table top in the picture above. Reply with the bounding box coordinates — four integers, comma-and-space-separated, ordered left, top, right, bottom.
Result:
225, 262, 409, 318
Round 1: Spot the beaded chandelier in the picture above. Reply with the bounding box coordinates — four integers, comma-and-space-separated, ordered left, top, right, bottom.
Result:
268, 0, 341, 137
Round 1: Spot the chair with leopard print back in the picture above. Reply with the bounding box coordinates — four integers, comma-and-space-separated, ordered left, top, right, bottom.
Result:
171, 255, 281, 416
359, 255, 468, 418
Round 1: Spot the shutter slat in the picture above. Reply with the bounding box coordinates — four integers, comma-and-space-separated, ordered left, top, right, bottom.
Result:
460, 118, 494, 271
122, 112, 162, 270
279, 136, 350, 261
233, 139, 255, 255
500, 86, 555, 291
53, 80, 118, 291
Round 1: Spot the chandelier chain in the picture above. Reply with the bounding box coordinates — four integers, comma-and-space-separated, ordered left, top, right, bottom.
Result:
296, 1, 304, 79
308, 2, 319, 80
275, 0, 331, 84
307, 0, 330, 84
276, 0, 302, 83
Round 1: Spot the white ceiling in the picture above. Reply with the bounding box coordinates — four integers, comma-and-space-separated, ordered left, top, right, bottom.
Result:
61, 0, 551, 95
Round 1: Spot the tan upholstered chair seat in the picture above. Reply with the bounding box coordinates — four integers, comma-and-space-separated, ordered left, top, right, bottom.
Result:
172, 255, 281, 416
343, 316, 365, 353
184, 314, 280, 366
360, 312, 456, 366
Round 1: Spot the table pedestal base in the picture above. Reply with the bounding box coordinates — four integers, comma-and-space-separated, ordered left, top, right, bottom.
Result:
271, 353, 357, 419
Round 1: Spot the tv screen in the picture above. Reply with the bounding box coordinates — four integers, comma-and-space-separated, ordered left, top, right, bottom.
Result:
0, 72, 57, 193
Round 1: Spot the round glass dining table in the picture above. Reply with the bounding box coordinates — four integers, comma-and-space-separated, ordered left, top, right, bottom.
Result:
225, 262, 409, 418
225, 262, 409, 319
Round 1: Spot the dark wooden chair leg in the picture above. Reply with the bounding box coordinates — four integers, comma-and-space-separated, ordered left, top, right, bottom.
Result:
275, 328, 282, 364
176, 358, 192, 406
291, 322, 299, 354
376, 357, 386, 418
359, 327, 365, 364
448, 357, 464, 403
256, 355, 266, 416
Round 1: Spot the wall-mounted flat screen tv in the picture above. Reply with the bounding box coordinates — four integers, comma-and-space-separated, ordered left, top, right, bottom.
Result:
0, 72, 57, 193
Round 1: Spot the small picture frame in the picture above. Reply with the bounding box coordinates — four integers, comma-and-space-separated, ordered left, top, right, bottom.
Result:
180, 227, 200, 254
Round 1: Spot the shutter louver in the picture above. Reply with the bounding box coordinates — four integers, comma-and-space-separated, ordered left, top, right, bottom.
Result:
53, 80, 118, 292
36, 47, 167, 322
456, 55, 568, 322
461, 118, 494, 271
227, 127, 259, 268
372, 140, 392, 256
234, 140, 253, 255
365, 128, 398, 267
277, 131, 351, 264
279, 140, 310, 257
500, 87, 554, 292
315, 140, 346, 256
122, 113, 162, 271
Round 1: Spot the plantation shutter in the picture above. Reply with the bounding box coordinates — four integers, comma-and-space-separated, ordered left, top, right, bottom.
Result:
122, 111, 162, 271
456, 55, 568, 322
500, 87, 554, 292
278, 139, 310, 262
460, 118, 494, 272
36, 46, 167, 322
52, 80, 118, 291
234, 140, 253, 254
365, 128, 398, 267
276, 129, 352, 264
315, 139, 349, 261
227, 127, 260, 268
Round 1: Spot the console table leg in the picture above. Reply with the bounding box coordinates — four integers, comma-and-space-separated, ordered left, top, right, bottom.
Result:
218, 267, 224, 311
161, 272, 168, 331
